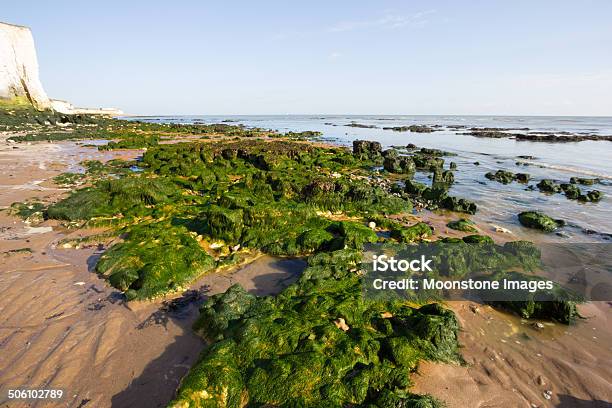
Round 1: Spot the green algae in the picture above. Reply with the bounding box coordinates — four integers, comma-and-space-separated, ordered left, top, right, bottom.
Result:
518, 211, 565, 232
172, 250, 460, 408
96, 222, 215, 300
446, 219, 477, 233
46, 176, 183, 222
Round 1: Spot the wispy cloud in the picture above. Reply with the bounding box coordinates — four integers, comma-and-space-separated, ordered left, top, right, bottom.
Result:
328, 52, 342, 60
328, 10, 436, 33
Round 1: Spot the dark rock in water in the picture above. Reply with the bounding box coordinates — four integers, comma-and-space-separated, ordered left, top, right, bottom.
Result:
485, 170, 515, 184
449, 161, 457, 170
383, 125, 436, 133
570, 177, 599, 185
447, 218, 477, 233
463, 129, 523, 138
517, 155, 537, 159
515, 173, 530, 183
473, 161, 480, 166
515, 133, 612, 142
346, 122, 377, 128
419, 147, 456, 156
518, 211, 565, 232
433, 169, 454, 185
404, 180, 477, 214
353, 140, 382, 160
383, 156, 415, 174
413, 154, 444, 171
441, 196, 477, 214
536, 179, 562, 193
560, 183, 581, 199
580, 190, 604, 202
463, 128, 612, 142
406, 143, 417, 149
383, 156, 402, 173
382, 149, 398, 159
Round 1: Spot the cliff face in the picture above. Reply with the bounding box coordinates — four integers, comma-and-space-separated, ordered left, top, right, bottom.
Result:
0, 22, 51, 109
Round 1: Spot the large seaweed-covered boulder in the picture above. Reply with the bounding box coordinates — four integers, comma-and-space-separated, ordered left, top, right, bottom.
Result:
169, 250, 461, 408
96, 223, 215, 300
518, 211, 564, 232
485, 272, 580, 324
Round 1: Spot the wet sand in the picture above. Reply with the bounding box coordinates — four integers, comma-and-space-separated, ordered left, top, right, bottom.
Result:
411, 301, 612, 407
1, 134, 611, 407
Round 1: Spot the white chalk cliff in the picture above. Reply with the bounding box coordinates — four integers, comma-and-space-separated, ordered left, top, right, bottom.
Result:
0, 22, 51, 109
1, 21, 122, 115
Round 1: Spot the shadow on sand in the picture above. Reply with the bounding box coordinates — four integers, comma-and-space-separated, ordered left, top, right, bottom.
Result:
110, 288, 208, 408
110, 257, 307, 408
556, 395, 612, 408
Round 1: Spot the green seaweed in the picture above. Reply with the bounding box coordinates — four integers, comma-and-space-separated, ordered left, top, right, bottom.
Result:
96, 222, 215, 300
446, 219, 477, 233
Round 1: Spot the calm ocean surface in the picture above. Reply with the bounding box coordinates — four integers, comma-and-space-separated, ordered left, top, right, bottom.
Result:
127, 115, 612, 242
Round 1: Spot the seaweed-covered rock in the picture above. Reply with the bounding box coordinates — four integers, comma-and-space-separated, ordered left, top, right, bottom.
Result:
446, 218, 477, 233
405, 180, 428, 196
560, 183, 582, 199
485, 170, 530, 184
570, 177, 599, 185
383, 125, 436, 133
485, 170, 514, 184
353, 140, 382, 160
536, 179, 561, 193
96, 223, 215, 299
515, 173, 530, 183
518, 211, 565, 232
432, 169, 454, 186
462, 234, 494, 244
441, 196, 477, 214
390, 222, 433, 242
46, 176, 181, 221
170, 250, 461, 408
384, 156, 415, 174
412, 154, 444, 171
203, 205, 244, 243
485, 272, 580, 324
583, 190, 603, 202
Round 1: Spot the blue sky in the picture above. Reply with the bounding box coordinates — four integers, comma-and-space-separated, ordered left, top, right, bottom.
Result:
3, 1, 612, 115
